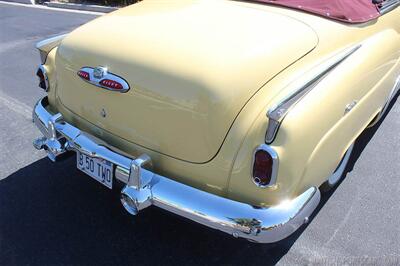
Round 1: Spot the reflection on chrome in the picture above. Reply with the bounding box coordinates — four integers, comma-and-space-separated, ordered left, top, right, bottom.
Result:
33, 97, 321, 243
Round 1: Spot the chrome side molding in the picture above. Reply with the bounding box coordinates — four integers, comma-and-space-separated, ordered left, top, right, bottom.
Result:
379, 0, 400, 15
36, 34, 67, 64
265, 45, 362, 144
33, 96, 321, 243
371, 75, 400, 126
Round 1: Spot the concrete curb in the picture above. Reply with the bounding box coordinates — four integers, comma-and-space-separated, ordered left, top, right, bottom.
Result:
45, 2, 118, 13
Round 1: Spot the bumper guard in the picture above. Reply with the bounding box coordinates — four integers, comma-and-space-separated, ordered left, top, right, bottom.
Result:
33, 97, 320, 243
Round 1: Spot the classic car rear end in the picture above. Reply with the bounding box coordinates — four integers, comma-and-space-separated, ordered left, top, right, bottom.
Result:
32, 0, 400, 243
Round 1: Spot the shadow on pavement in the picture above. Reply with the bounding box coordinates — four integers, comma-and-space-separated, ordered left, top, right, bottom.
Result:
0, 92, 397, 266
0, 157, 288, 265
308, 89, 400, 230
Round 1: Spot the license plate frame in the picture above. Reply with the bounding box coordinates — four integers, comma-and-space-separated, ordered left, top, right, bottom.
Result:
76, 151, 113, 189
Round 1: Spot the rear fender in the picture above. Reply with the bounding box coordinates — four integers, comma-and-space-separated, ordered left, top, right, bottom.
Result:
285, 30, 400, 194
227, 30, 400, 206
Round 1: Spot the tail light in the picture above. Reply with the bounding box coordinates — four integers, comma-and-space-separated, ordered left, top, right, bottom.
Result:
77, 70, 90, 80
99, 79, 123, 90
36, 65, 49, 91
252, 145, 279, 187
76, 67, 130, 93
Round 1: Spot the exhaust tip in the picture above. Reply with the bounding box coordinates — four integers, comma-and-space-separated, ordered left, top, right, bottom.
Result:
120, 185, 152, 216
121, 192, 139, 215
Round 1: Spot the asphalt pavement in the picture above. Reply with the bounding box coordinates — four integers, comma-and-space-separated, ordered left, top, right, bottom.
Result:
0, 2, 399, 265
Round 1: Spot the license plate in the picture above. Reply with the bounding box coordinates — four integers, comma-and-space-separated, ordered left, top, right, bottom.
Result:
77, 152, 113, 189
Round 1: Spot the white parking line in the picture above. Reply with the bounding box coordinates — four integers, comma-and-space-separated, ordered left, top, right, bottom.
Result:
0, 90, 33, 120
0, 1, 103, 15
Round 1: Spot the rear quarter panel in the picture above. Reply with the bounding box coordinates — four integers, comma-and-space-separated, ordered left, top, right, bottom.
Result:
227, 6, 400, 205
287, 32, 400, 196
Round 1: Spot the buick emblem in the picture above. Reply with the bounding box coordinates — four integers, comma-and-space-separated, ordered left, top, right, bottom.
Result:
77, 66, 130, 93
93, 66, 107, 79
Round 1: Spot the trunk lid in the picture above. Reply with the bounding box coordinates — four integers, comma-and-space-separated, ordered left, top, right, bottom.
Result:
56, 1, 318, 163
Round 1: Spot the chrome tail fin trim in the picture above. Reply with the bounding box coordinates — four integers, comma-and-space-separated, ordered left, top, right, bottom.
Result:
266, 45, 362, 144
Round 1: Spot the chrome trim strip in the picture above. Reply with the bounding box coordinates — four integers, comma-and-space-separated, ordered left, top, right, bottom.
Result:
252, 144, 279, 188
78, 67, 130, 93
32, 97, 321, 243
265, 45, 362, 144
377, 76, 400, 121
380, 0, 400, 15
368, 75, 400, 128
327, 143, 354, 186
36, 34, 67, 64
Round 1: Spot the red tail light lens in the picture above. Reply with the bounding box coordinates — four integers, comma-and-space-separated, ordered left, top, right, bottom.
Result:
100, 79, 123, 90
77, 70, 90, 80
252, 146, 278, 187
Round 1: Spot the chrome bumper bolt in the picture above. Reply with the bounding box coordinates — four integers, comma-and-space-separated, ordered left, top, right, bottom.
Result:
33, 137, 47, 150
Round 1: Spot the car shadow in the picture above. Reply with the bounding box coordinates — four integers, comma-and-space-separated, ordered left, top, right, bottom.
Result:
0, 157, 285, 266
0, 92, 398, 266
306, 88, 400, 237
347, 89, 400, 174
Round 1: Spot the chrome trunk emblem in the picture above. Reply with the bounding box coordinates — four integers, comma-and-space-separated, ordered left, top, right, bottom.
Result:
93, 66, 107, 79
77, 66, 130, 93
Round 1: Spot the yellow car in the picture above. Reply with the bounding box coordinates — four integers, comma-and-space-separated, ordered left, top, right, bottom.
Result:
32, 0, 400, 243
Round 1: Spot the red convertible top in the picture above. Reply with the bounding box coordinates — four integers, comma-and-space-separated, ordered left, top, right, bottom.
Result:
256, 0, 380, 23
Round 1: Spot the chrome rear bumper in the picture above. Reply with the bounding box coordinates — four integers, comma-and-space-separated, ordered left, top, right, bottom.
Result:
33, 97, 320, 243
